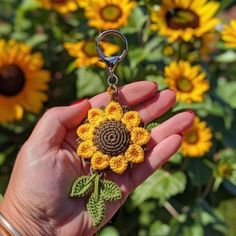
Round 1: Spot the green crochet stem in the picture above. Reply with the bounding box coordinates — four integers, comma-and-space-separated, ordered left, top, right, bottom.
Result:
94, 174, 100, 199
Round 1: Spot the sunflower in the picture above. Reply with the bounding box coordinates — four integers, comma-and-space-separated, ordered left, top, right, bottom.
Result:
76, 101, 150, 174
37, 0, 86, 14
64, 40, 119, 68
164, 60, 209, 103
83, 0, 136, 30
221, 20, 236, 48
150, 0, 219, 42
0, 39, 50, 124
181, 117, 212, 157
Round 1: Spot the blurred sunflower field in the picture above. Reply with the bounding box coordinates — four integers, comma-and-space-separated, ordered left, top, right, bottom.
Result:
1, 0, 236, 235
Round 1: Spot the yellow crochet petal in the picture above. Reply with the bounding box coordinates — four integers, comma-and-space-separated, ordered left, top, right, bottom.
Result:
131, 127, 150, 145
91, 151, 110, 170
88, 108, 106, 125
76, 123, 94, 140
125, 144, 144, 164
105, 101, 123, 121
109, 155, 128, 174
122, 111, 140, 130
77, 140, 96, 159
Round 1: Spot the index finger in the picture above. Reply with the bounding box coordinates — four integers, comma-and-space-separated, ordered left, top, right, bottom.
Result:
89, 81, 157, 107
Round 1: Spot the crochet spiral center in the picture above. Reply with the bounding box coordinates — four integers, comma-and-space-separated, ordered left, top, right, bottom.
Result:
94, 120, 131, 156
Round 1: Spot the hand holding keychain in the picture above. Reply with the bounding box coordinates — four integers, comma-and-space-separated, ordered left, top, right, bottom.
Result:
70, 30, 151, 226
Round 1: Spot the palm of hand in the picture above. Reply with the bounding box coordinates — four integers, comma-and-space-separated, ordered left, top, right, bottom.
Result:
1, 82, 194, 236
11, 129, 133, 236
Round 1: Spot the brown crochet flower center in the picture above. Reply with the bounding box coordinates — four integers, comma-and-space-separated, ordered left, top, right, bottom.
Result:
94, 120, 131, 156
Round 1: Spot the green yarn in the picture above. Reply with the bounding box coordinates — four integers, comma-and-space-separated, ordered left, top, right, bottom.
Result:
70, 176, 94, 197
87, 193, 105, 226
70, 173, 122, 226
101, 180, 122, 201
146, 122, 159, 130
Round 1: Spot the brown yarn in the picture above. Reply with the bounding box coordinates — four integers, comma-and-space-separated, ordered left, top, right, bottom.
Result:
94, 120, 130, 156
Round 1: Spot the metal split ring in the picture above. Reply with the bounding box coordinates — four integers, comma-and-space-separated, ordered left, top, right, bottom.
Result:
107, 74, 119, 86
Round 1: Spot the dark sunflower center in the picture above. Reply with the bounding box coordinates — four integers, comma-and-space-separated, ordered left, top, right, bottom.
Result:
176, 77, 193, 92
185, 129, 199, 144
100, 4, 122, 22
94, 120, 131, 156
166, 8, 199, 30
81, 40, 97, 57
0, 64, 25, 97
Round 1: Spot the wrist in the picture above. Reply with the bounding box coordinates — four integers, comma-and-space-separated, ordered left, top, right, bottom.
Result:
0, 198, 49, 236
0, 221, 11, 236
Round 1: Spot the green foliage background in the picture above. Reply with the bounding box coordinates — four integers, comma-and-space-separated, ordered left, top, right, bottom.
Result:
1, 0, 236, 235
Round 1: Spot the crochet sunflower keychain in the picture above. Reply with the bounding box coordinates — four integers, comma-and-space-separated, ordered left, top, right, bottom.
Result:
70, 30, 150, 226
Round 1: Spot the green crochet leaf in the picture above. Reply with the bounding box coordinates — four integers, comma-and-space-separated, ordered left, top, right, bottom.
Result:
70, 176, 93, 198
87, 193, 105, 226
101, 180, 122, 201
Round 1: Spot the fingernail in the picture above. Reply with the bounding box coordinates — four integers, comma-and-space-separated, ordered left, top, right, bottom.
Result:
152, 81, 158, 90
70, 98, 87, 106
186, 109, 195, 115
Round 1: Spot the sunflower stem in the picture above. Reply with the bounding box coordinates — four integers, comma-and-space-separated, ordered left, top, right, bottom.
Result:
203, 159, 215, 169
200, 176, 214, 199
180, 158, 189, 171
177, 41, 185, 60
163, 201, 180, 221
177, 42, 182, 61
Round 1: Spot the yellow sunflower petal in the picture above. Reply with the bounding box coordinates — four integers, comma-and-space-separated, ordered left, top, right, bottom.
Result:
76, 123, 94, 140
37, 0, 86, 14
221, 20, 236, 48
125, 144, 144, 164
77, 140, 96, 159
131, 127, 150, 145
109, 155, 128, 174
15, 105, 24, 120
121, 111, 140, 130
88, 108, 106, 125
105, 101, 123, 121
91, 151, 110, 170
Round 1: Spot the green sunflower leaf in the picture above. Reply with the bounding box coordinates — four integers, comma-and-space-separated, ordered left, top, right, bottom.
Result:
70, 176, 94, 198
87, 193, 105, 227
100, 180, 122, 201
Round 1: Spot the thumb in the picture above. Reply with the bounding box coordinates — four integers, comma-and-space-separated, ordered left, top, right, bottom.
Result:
29, 99, 90, 144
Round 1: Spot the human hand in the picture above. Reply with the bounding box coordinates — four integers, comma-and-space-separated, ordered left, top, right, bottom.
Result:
0, 81, 194, 236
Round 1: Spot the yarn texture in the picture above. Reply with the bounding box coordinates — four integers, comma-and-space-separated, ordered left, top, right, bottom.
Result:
76, 101, 150, 174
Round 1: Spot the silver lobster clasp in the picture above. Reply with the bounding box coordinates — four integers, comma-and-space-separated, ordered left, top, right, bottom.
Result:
96, 30, 128, 74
